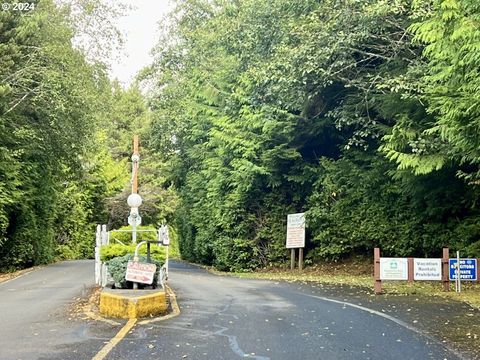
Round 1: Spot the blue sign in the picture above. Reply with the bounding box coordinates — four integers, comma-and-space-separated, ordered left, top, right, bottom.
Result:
449, 259, 477, 281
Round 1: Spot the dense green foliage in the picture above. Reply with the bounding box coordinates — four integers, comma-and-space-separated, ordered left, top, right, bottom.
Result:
383, 0, 480, 182
144, 0, 480, 270
0, 0, 131, 270
3, 0, 480, 272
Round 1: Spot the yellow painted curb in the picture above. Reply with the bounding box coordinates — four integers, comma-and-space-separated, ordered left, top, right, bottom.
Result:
139, 285, 181, 324
99, 289, 167, 319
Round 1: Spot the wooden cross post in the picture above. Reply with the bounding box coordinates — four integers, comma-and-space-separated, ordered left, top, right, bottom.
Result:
131, 135, 140, 289
132, 135, 139, 194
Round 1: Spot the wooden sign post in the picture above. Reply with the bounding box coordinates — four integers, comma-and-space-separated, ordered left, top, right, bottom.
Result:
374, 247, 453, 295
286, 213, 306, 271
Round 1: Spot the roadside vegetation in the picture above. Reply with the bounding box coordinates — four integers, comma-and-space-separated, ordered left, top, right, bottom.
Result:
145, 0, 480, 271
2, 0, 480, 282
0, 0, 172, 271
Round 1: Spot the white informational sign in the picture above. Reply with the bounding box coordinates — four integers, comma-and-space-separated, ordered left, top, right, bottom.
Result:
125, 261, 157, 285
286, 213, 305, 249
380, 258, 408, 280
413, 258, 442, 280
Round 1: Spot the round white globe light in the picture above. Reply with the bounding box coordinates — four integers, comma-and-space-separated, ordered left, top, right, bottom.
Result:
127, 193, 142, 208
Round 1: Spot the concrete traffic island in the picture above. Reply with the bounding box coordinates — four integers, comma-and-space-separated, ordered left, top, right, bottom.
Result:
99, 287, 168, 319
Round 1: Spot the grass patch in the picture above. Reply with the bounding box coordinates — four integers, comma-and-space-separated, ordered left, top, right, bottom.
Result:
382, 281, 480, 309
231, 271, 373, 288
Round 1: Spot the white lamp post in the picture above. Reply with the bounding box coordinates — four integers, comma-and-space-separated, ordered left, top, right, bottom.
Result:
128, 136, 142, 244
127, 193, 142, 244
127, 193, 142, 208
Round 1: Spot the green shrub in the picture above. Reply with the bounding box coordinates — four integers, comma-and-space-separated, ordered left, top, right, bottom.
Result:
108, 225, 158, 245
466, 241, 480, 258
106, 254, 163, 289
166, 225, 181, 259
100, 243, 166, 263
55, 244, 77, 260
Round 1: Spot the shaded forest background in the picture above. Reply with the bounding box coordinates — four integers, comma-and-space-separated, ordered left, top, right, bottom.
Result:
2, 0, 480, 271
0, 0, 171, 270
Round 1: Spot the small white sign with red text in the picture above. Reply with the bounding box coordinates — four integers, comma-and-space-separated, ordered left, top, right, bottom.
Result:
125, 261, 156, 285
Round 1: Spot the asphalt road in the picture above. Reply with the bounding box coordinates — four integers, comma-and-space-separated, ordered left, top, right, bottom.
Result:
107, 262, 461, 360
0, 260, 465, 360
0, 260, 96, 360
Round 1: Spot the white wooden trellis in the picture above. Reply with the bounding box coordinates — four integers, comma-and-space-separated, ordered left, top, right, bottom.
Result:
94, 225, 170, 288
94, 224, 109, 287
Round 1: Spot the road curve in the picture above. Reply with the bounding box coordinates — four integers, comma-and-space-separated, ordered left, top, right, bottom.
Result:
106, 261, 461, 360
